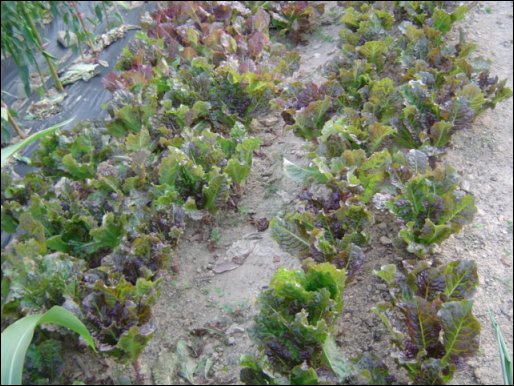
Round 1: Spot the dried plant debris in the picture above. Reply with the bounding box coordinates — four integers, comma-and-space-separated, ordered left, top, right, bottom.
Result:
59, 63, 100, 85
26, 90, 67, 120
95, 24, 140, 51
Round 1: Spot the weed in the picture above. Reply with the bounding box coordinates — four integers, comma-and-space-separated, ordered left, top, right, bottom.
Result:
222, 303, 233, 314
314, 29, 335, 43
238, 205, 251, 216
210, 227, 222, 246
221, 301, 248, 319
327, 7, 340, 20
264, 180, 280, 198
494, 275, 513, 292
214, 287, 224, 297
207, 299, 218, 308
182, 282, 193, 290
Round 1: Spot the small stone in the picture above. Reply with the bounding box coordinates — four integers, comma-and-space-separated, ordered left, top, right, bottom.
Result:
376, 284, 388, 291
253, 217, 269, 232
260, 116, 279, 127
227, 324, 245, 335
432, 244, 442, 254
227, 337, 236, 346
196, 268, 202, 273
372, 330, 383, 342
380, 236, 393, 245
57, 31, 77, 48
377, 223, 388, 230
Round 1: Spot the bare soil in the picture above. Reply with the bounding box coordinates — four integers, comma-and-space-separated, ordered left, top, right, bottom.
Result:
443, 2, 513, 384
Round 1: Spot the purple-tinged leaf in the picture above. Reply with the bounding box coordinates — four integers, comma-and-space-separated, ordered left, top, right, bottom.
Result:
439, 300, 480, 365
248, 31, 269, 58
398, 296, 443, 359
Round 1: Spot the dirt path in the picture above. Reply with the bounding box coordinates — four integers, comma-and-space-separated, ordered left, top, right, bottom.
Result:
128, 6, 344, 385
113, 3, 512, 385
443, 2, 513, 384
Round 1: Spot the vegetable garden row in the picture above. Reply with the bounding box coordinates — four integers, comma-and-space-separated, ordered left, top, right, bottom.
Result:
1, 1, 512, 385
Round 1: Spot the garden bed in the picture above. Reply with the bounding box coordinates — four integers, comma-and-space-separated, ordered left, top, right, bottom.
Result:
1, 2, 512, 385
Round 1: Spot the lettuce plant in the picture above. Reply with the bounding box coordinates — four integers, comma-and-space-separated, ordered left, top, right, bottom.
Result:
281, 2, 511, 152
107, 1, 300, 130
35, 124, 114, 180
271, 187, 372, 276
373, 260, 480, 384
80, 272, 158, 362
387, 166, 476, 257
254, 1, 325, 44
283, 148, 393, 204
241, 263, 346, 384
154, 126, 260, 214
23, 338, 63, 385
2, 246, 85, 314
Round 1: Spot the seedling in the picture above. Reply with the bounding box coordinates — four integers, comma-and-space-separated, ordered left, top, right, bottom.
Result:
210, 227, 222, 247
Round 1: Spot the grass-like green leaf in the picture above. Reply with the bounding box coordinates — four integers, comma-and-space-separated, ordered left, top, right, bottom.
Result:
1, 118, 74, 168
489, 310, 513, 386
1, 306, 95, 385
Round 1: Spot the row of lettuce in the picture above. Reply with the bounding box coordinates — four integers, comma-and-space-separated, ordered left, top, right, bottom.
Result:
0, 2, 328, 384
241, 1, 511, 385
